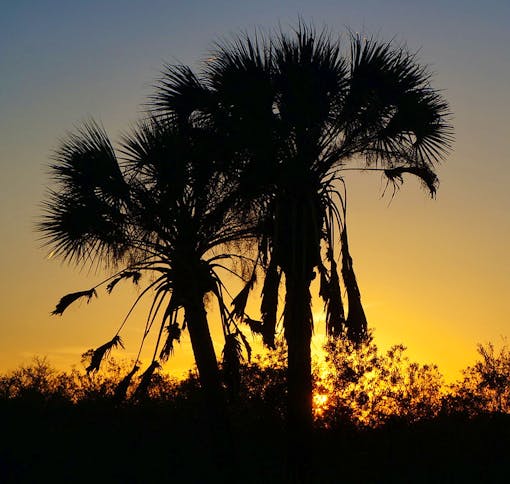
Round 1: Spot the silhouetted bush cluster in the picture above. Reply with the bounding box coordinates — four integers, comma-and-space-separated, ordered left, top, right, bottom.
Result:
2, 339, 510, 424
1, 340, 510, 482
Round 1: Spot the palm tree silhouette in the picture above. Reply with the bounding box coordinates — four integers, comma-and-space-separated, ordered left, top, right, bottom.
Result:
151, 23, 452, 467
39, 117, 254, 454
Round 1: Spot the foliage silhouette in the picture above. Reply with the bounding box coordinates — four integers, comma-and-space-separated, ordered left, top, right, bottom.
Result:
317, 332, 444, 427
1, 345, 510, 483
444, 340, 510, 416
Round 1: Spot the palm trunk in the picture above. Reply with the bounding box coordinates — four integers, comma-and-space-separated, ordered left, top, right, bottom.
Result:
184, 297, 223, 405
284, 273, 313, 481
184, 294, 234, 477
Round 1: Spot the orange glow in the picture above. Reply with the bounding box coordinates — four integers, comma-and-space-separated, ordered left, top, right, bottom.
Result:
313, 392, 329, 417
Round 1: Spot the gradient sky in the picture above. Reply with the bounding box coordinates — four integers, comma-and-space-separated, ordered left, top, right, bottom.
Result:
1, 0, 509, 381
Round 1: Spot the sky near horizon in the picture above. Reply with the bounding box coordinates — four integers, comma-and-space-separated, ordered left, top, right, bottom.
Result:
1, 0, 509, 381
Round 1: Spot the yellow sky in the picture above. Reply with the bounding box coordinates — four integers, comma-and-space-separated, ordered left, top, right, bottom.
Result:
1, 2, 509, 383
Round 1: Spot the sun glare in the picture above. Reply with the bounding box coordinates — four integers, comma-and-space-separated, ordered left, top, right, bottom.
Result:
313, 392, 329, 417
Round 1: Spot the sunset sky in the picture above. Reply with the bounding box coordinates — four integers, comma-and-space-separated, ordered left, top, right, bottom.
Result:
1, 0, 509, 381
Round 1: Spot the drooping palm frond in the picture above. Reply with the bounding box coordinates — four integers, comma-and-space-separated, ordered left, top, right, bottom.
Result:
245, 317, 264, 335
85, 335, 124, 374
231, 269, 257, 319
114, 364, 140, 402
319, 257, 346, 338
222, 332, 244, 398
51, 288, 97, 316
133, 361, 160, 401
159, 322, 182, 362
384, 164, 439, 197
259, 257, 281, 349
106, 271, 142, 294
340, 226, 368, 345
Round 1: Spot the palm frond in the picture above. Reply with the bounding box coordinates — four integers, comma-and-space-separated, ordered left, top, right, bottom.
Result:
319, 258, 346, 338
85, 335, 124, 374
259, 257, 281, 349
384, 165, 439, 197
133, 361, 160, 401
39, 190, 128, 265
114, 364, 140, 402
159, 322, 182, 362
342, 35, 452, 167
341, 226, 368, 344
150, 64, 211, 121
245, 317, 264, 335
106, 271, 142, 294
51, 120, 125, 186
231, 270, 256, 319
222, 333, 243, 398
238, 329, 252, 362
51, 288, 97, 316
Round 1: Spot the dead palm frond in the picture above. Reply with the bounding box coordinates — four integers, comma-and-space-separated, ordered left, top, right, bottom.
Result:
222, 333, 244, 398
133, 361, 160, 401
231, 269, 257, 319
341, 226, 367, 345
245, 317, 264, 335
114, 364, 140, 402
51, 288, 97, 316
384, 165, 439, 197
159, 322, 182, 362
319, 257, 346, 338
85, 335, 124, 374
259, 258, 281, 349
106, 271, 142, 293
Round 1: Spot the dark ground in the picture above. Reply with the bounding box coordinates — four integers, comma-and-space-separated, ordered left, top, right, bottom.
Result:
1, 397, 509, 483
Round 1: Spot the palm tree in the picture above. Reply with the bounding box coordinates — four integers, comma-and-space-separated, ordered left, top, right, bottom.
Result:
151, 23, 453, 462
39, 117, 254, 464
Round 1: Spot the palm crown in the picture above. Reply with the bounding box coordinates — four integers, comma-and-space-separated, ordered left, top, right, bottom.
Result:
40, 117, 254, 404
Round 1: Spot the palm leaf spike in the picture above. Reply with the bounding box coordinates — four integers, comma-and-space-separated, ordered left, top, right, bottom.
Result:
340, 224, 368, 345
114, 364, 140, 402
51, 288, 97, 315
106, 271, 142, 294
259, 256, 281, 349
133, 361, 160, 401
85, 335, 124, 374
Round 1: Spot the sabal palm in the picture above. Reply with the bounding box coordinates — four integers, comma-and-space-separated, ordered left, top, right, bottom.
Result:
152, 24, 453, 444
40, 118, 252, 423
